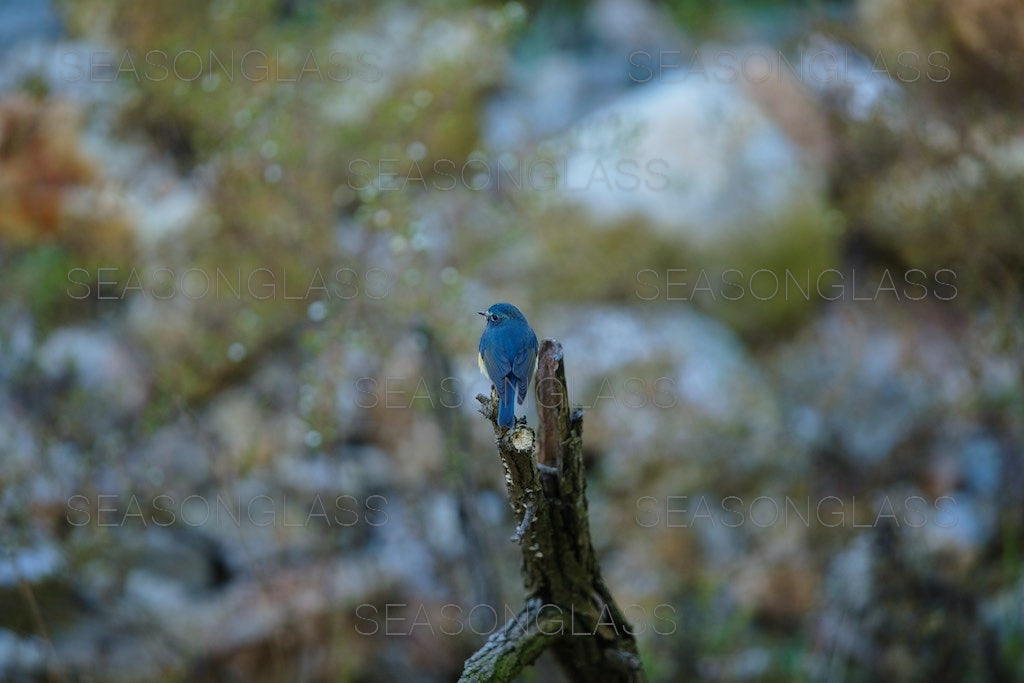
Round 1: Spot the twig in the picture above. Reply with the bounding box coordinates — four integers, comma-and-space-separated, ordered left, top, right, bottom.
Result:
458, 598, 564, 682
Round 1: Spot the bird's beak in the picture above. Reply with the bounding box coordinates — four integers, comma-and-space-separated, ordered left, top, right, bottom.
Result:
477, 311, 487, 317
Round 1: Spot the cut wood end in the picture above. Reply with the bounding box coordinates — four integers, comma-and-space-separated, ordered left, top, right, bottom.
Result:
510, 425, 535, 452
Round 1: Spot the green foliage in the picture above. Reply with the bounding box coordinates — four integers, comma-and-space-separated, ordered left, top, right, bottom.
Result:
665, 0, 841, 35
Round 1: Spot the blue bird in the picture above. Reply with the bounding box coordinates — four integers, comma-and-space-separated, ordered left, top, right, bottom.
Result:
478, 303, 538, 429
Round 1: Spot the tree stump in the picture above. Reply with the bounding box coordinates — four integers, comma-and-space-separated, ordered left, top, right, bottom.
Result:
459, 339, 645, 682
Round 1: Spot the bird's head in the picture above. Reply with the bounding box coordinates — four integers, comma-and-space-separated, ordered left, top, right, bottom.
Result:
478, 302, 526, 327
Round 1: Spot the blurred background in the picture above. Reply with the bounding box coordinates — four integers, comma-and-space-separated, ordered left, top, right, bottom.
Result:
1, 0, 1022, 680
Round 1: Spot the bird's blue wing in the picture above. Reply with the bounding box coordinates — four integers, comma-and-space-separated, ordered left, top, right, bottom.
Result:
479, 334, 512, 387
511, 333, 538, 404
480, 334, 518, 427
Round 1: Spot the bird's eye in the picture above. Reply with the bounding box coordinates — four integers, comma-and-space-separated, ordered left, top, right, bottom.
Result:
490, 314, 499, 322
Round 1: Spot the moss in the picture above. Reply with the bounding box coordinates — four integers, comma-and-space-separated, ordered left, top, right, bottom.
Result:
701, 199, 843, 340
526, 197, 841, 339
0, 580, 81, 634
53, 0, 515, 409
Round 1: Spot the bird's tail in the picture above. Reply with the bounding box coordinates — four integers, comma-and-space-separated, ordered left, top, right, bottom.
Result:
498, 377, 516, 428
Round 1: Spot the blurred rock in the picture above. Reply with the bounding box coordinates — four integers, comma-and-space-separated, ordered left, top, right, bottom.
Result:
0, 629, 46, 679
812, 3, 1024, 288
541, 304, 785, 492
852, 125, 1024, 281
587, 0, 681, 52
203, 388, 300, 471
0, 541, 62, 587
37, 325, 148, 421
957, 434, 1002, 497
0, 0, 62, 49
484, 0, 686, 151
0, 309, 35, 379
891, 488, 994, 585
0, 392, 39, 473
510, 61, 841, 334
795, 35, 905, 123
731, 515, 818, 624
821, 524, 999, 680
320, 2, 517, 166
769, 300, 972, 467
47, 554, 399, 681
130, 420, 212, 490
859, 0, 1024, 95
551, 77, 827, 245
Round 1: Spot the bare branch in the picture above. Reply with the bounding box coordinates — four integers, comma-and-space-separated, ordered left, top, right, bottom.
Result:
458, 598, 564, 683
